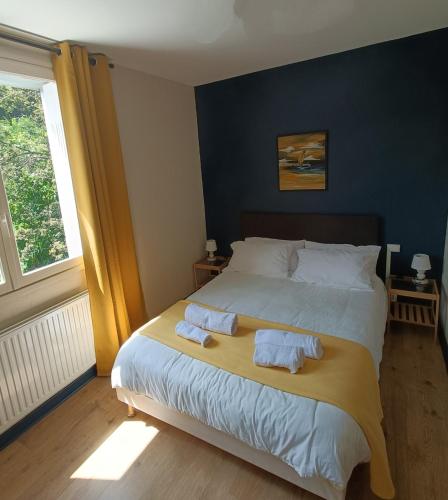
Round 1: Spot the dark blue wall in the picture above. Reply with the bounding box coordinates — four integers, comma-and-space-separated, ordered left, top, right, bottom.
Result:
195, 28, 448, 278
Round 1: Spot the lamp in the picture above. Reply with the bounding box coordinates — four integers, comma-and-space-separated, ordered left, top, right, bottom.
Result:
206, 239, 217, 262
411, 253, 431, 284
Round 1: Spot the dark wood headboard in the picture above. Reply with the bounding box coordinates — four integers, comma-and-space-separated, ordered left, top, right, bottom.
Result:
240, 212, 384, 277
241, 212, 381, 245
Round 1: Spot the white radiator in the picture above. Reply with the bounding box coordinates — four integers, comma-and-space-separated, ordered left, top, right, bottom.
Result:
0, 292, 95, 434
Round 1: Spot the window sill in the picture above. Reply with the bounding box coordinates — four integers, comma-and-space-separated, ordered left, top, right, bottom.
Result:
14, 256, 84, 290
0, 257, 84, 296
0, 264, 87, 332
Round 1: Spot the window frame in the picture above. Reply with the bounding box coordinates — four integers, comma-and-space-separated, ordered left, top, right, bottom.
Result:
0, 66, 83, 296
0, 222, 13, 295
0, 168, 82, 293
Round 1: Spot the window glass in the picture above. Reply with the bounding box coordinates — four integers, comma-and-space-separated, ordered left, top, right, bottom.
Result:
0, 81, 81, 277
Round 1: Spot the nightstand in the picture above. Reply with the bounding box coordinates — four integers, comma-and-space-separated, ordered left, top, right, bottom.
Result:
193, 256, 229, 290
386, 275, 440, 342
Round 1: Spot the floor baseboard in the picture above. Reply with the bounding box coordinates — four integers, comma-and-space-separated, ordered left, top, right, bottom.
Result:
0, 365, 97, 450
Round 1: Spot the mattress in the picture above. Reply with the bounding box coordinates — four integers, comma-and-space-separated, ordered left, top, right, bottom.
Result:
112, 271, 388, 490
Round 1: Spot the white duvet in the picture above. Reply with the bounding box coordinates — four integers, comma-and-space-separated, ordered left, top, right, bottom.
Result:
112, 271, 388, 491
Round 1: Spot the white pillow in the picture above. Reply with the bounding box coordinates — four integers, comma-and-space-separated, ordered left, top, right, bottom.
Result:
291, 248, 374, 290
305, 241, 380, 278
228, 241, 290, 279
305, 241, 380, 254
246, 237, 305, 248
245, 237, 305, 273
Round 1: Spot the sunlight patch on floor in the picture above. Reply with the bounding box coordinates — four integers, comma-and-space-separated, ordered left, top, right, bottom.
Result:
71, 420, 159, 480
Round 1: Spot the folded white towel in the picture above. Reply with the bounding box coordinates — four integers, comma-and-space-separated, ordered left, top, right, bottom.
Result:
185, 303, 237, 336
255, 329, 323, 359
253, 343, 304, 374
175, 320, 212, 347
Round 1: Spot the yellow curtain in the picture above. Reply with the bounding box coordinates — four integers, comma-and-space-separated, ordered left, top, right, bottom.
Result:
52, 42, 147, 375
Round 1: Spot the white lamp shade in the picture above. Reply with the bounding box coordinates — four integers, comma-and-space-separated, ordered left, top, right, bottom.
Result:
411, 253, 431, 271
206, 239, 217, 252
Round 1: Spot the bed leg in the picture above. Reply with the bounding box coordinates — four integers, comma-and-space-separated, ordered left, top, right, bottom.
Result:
127, 404, 136, 418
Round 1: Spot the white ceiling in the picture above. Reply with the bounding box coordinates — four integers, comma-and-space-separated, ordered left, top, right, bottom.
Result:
2, 0, 448, 86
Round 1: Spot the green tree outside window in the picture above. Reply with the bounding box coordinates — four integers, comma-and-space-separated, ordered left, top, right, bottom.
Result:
0, 85, 68, 274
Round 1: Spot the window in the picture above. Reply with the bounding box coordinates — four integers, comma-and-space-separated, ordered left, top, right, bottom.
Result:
0, 72, 82, 295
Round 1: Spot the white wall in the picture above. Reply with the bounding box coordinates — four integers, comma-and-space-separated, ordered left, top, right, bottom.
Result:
441, 217, 448, 342
111, 65, 206, 318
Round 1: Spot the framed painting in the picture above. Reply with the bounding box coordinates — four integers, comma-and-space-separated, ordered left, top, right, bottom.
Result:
277, 131, 328, 191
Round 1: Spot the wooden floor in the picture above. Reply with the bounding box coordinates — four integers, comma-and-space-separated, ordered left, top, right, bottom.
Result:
0, 323, 447, 500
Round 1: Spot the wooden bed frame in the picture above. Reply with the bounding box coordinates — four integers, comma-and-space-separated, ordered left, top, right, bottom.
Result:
119, 212, 382, 500
240, 211, 384, 277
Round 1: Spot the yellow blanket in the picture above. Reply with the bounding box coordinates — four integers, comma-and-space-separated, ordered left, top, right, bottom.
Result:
138, 300, 394, 499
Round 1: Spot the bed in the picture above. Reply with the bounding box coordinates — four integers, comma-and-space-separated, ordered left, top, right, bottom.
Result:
112, 212, 388, 500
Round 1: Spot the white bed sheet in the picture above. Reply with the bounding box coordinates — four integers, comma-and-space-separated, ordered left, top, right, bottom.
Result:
191, 271, 387, 375
112, 271, 387, 491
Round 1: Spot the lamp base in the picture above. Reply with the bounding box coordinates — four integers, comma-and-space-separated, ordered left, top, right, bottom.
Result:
207, 251, 216, 263
412, 271, 428, 285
